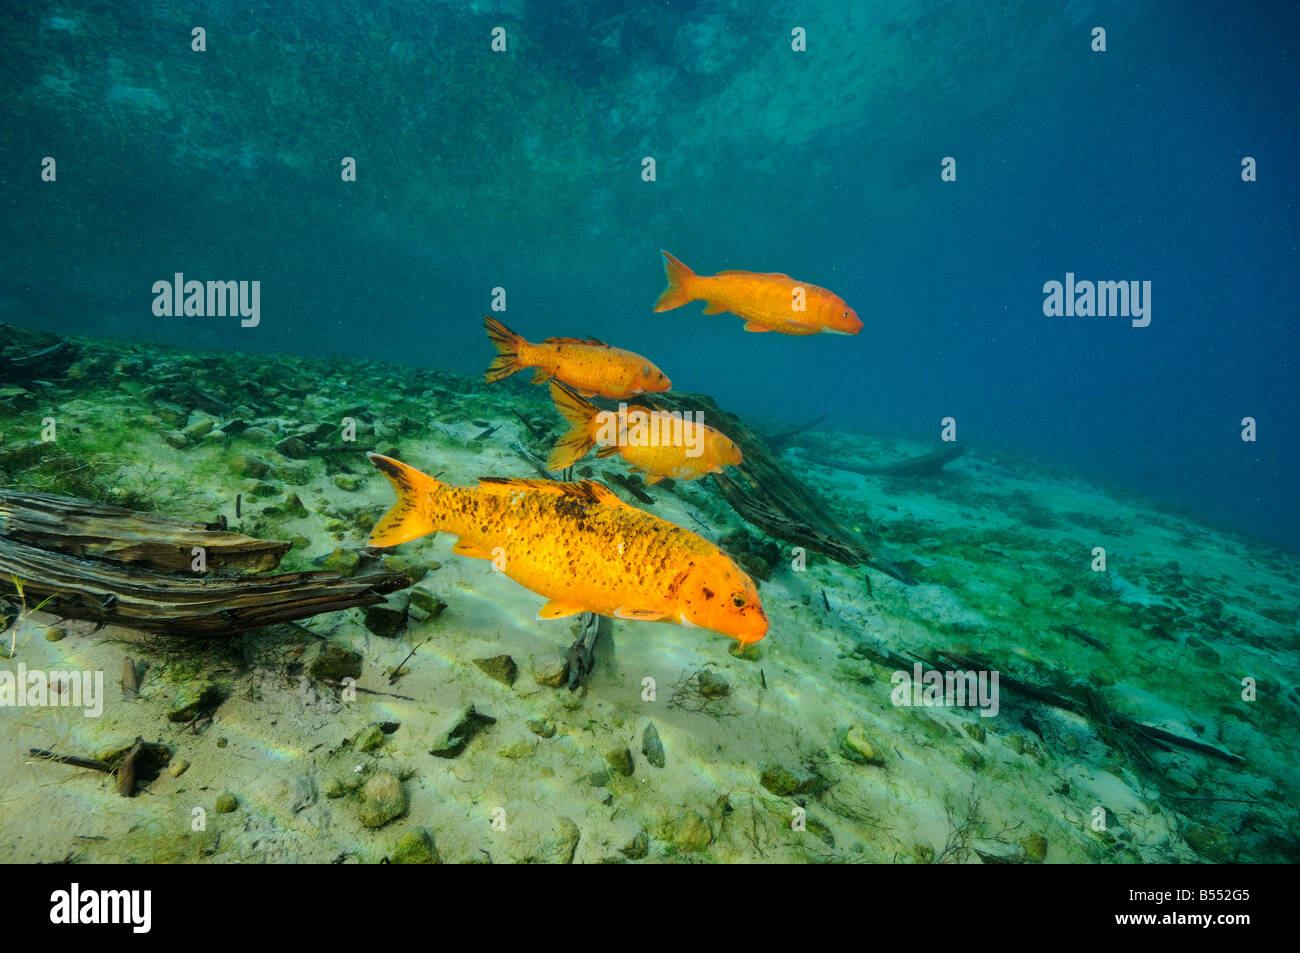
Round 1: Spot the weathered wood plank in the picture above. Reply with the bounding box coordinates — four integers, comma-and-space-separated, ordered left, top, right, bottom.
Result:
0, 490, 289, 573
0, 536, 406, 634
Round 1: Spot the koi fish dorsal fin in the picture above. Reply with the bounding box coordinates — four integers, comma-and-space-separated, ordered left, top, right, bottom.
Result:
476, 477, 624, 506
542, 335, 609, 348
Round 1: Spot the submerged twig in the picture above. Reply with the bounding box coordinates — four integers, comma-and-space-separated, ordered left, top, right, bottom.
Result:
387, 637, 429, 685
27, 748, 112, 773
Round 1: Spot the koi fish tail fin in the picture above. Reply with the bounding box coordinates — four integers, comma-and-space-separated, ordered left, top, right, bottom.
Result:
653, 250, 699, 312
547, 382, 598, 471
484, 315, 527, 383
367, 453, 442, 547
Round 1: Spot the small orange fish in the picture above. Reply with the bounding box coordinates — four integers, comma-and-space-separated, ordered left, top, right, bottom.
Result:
547, 382, 742, 483
653, 250, 862, 336
484, 315, 671, 399
367, 453, 768, 644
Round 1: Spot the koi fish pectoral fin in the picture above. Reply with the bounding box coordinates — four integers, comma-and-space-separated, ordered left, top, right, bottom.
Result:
642, 473, 666, 485
702, 301, 728, 315
538, 599, 588, 620
742, 321, 773, 332
614, 607, 668, 621
531, 368, 556, 384
452, 539, 494, 559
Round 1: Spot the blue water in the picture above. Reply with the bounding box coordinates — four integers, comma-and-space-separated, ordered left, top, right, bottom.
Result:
2, 0, 1297, 549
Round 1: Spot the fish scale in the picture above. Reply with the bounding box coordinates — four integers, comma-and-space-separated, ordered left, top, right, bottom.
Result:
444, 482, 708, 615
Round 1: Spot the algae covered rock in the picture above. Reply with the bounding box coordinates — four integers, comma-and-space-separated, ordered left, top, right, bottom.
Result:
620, 831, 649, 860
695, 669, 731, 698
230, 454, 270, 478
605, 747, 635, 777
641, 722, 666, 769
183, 417, 215, 439
973, 839, 1027, 864
840, 725, 885, 765
358, 771, 407, 828
408, 589, 447, 619
363, 593, 409, 638
760, 762, 826, 796
167, 679, 221, 722
215, 792, 238, 814
391, 828, 441, 864
1021, 832, 1048, 863
551, 817, 581, 864
527, 716, 556, 739
308, 643, 362, 681
672, 811, 713, 852
321, 547, 361, 576
429, 705, 496, 758
532, 655, 569, 687
473, 655, 517, 686
275, 436, 310, 459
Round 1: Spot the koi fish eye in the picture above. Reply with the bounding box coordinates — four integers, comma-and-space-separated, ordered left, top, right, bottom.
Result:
732, 594, 747, 608
842, 311, 849, 317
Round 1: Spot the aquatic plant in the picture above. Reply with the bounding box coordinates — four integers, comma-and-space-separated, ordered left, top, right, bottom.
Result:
1, 574, 56, 659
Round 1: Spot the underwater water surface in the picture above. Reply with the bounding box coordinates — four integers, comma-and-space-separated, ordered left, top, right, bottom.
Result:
1, 0, 1298, 871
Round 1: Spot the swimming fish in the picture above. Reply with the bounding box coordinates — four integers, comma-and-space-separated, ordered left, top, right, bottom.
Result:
366, 453, 768, 644
547, 381, 743, 483
652, 250, 863, 336
483, 315, 671, 399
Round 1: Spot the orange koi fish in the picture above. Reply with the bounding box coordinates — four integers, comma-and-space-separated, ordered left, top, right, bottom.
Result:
653, 250, 862, 336
366, 453, 768, 644
484, 315, 671, 399
547, 382, 742, 484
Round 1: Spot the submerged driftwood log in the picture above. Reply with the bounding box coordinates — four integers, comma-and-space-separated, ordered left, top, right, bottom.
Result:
648, 393, 916, 584
0, 491, 407, 635
800, 442, 965, 477
0, 490, 289, 572
858, 635, 1244, 768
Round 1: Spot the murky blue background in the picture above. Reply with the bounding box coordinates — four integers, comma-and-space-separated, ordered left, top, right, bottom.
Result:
2, 0, 1296, 548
